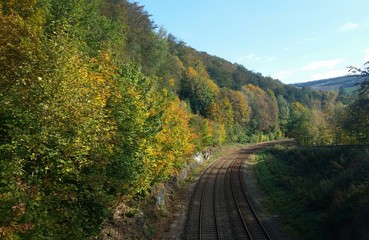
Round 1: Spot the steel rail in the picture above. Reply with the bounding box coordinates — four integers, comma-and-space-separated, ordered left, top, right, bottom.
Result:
237, 155, 271, 240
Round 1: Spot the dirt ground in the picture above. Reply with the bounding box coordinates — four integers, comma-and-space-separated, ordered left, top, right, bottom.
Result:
152, 180, 196, 239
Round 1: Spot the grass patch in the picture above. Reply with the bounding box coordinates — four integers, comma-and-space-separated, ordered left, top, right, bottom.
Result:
255, 146, 369, 239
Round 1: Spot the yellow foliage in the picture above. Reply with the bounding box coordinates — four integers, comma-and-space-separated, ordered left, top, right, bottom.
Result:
292, 102, 306, 111
169, 77, 175, 86
3, 0, 36, 15
206, 78, 220, 95
0, 13, 43, 91
187, 66, 198, 78
150, 98, 195, 178
37, 42, 117, 170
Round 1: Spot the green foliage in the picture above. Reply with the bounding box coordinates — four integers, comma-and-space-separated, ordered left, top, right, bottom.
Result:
340, 64, 369, 143
43, 0, 125, 57
150, 98, 195, 179
286, 102, 314, 146
108, 63, 165, 195
221, 89, 250, 125
242, 84, 279, 133
108, 63, 196, 197
256, 146, 369, 239
276, 95, 290, 133
180, 65, 219, 117
189, 115, 226, 148
343, 78, 369, 143
2, 0, 367, 238
0, 21, 115, 239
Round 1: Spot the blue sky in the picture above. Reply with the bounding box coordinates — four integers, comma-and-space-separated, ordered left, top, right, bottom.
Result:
135, 0, 369, 84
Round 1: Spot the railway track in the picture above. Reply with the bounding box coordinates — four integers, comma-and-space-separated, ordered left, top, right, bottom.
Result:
229, 155, 271, 239
198, 158, 228, 239
183, 141, 289, 239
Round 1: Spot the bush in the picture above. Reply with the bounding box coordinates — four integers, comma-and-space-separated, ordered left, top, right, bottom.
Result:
256, 146, 369, 239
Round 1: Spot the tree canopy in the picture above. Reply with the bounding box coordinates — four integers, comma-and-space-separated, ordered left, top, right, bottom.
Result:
0, 0, 367, 238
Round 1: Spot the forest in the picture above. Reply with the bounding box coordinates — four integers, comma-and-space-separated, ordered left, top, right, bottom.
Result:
0, 0, 368, 238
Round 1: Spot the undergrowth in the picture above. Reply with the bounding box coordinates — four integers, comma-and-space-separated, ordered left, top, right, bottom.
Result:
255, 146, 369, 240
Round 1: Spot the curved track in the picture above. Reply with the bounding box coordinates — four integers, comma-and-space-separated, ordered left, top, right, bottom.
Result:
184, 141, 291, 239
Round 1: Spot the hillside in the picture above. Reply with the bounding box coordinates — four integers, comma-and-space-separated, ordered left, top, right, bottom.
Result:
292, 75, 366, 92
1, 1, 368, 239
195, 50, 327, 106
256, 146, 369, 239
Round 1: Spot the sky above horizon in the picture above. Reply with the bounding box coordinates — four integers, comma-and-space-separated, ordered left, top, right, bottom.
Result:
134, 0, 369, 84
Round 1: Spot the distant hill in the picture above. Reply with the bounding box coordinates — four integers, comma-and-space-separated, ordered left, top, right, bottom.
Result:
291, 75, 367, 93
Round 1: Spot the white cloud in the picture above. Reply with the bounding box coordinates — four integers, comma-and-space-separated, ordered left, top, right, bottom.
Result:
273, 70, 294, 80
339, 22, 358, 32
310, 69, 348, 80
237, 54, 262, 62
364, 49, 369, 62
237, 53, 276, 63
302, 58, 345, 71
